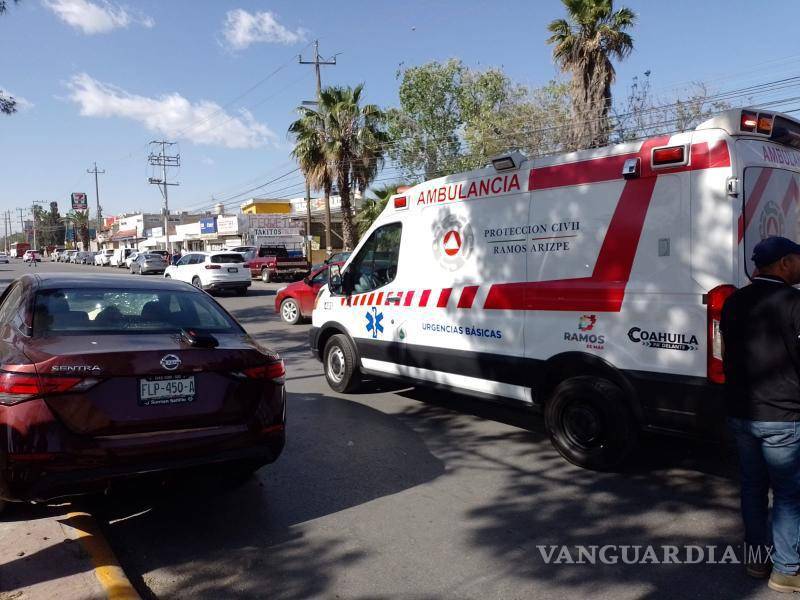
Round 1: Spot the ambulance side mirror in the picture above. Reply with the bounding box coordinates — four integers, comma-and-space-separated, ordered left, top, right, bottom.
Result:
329, 264, 345, 295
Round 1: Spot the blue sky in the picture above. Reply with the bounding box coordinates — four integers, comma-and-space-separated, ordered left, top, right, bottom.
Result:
1, 0, 799, 225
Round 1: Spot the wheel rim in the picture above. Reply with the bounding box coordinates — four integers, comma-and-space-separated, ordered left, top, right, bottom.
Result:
261, 270, 269, 282
282, 301, 298, 322
326, 345, 346, 384
561, 401, 604, 450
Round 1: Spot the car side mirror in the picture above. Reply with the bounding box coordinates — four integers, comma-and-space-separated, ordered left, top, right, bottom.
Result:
329, 264, 343, 294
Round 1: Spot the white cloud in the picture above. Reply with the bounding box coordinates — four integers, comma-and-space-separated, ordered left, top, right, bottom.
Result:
222, 9, 305, 49
67, 73, 276, 149
43, 0, 154, 34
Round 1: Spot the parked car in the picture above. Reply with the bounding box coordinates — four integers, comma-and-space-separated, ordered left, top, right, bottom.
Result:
311, 251, 352, 272
164, 251, 251, 296
275, 262, 342, 325
110, 248, 134, 268
22, 250, 41, 262
241, 245, 309, 283
61, 250, 77, 263
0, 253, 9, 264
51, 248, 66, 262
76, 251, 96, 265
0, 273, 285, 507
94, 249, 115, 266
125, 251, 141, 269
131, 253, 168, 275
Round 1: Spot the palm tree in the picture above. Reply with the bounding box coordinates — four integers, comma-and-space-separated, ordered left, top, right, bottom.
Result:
356, 184, 403, 236
547, 0, 635, 149
289, 113, 334, 252
290, 84, 388, 251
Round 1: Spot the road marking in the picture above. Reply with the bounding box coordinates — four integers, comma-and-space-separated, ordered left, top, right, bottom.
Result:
62, 512, 141, 600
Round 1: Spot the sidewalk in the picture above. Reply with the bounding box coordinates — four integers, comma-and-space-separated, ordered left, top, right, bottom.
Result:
0, 505, 136, 600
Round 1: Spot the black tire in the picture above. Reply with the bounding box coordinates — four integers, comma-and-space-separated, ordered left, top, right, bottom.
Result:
280, 298, 300, 325
261, 268, 271, 283
544, 376, 637, 471
164, 274, 171, 279
323, 334, 361, 393
192, 276, 202, 290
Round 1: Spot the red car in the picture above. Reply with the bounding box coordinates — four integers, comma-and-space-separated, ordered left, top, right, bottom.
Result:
0, 273, 285, 508
274, 262, 342, 324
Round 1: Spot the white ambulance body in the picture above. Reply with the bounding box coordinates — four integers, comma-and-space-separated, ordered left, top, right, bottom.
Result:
310, 108, 800, 469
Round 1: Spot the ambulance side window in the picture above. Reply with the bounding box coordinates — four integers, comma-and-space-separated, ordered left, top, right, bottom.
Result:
348, 223, 402, 294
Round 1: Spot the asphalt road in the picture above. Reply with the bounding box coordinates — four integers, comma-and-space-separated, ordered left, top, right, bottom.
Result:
0, 258, 784, 599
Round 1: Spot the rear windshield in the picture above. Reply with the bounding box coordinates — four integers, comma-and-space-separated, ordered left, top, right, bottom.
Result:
210, 254, 245, 264
142, 254, 165, 260
258, 247, 287, 258
33, 288, 241, 336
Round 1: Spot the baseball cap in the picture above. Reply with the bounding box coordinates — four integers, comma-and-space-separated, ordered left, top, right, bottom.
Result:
751, 236, 800, 268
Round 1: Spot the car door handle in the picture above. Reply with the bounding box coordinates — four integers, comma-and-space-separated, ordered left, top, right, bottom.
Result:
386, 295, 400, 304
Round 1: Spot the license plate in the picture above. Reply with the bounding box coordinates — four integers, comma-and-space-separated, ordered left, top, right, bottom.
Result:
227, 267, 238, 273
139, 376, 195, 406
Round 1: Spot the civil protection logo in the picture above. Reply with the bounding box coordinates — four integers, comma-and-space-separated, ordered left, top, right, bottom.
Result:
759, 200, 785, 239
366, 307, 384, 339
433, 213, 474, 271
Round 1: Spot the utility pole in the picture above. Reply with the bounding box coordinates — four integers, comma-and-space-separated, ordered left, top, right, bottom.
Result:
147, 141, 180, 252
16, 208, 25, 237
87, 162, 105, 233
3, 211, 8, 254
299, 40, 336, 257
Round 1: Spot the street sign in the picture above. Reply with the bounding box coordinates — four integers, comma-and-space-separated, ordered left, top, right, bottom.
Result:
71, 192, 88, 211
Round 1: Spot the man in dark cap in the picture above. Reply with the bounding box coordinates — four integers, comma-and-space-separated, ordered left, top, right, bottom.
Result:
721, 236, 800, 591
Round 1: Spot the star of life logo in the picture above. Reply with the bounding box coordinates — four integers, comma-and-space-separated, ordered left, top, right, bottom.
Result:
433, 212, 474, 271
366, 307, 384, 339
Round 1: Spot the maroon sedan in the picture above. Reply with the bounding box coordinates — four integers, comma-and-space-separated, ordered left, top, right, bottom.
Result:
274, 262, 342, 324
0, 273, 285, 507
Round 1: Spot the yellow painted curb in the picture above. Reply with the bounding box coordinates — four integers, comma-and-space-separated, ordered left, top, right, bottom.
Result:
62, 512, 141, 600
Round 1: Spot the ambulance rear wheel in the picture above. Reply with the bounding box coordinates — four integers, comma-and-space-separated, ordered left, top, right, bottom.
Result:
545, 376, 637, 471
323, 334, 361, 393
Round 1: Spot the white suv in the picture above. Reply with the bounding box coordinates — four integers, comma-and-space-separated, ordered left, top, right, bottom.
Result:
164, 251, 251, 295
94, 249, 115, 266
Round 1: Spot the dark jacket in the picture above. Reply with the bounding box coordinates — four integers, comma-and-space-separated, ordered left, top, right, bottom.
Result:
721, 275, 800, 421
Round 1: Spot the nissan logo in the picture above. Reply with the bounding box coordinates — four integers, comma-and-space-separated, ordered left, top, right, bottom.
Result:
160, 354, 181, 371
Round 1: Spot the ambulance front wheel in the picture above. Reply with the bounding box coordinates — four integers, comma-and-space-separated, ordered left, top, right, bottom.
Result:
545, 376, 637, 471
323, 334, 362, 393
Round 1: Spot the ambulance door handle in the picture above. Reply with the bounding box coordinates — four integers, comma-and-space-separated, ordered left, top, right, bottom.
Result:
386, 296, 400, 304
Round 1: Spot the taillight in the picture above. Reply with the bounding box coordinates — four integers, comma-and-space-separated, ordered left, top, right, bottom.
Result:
244, 360, 285, 383
707, 284, 736, 384
205, 264, 221, 270
0, 371, 85, 405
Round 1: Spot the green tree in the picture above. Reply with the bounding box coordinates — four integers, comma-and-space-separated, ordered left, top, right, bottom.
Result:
290, 84, 387, 250
547, 0, 636, 149
0, 0, 19, 115
289, 113, 334, 251
387, 60, 466, 181
356, 184, 403, 236
68, 210, 89, 250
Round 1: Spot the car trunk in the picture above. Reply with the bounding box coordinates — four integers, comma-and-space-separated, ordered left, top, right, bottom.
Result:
24, 333, 276, 436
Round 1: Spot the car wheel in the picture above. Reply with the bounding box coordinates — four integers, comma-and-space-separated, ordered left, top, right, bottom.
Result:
280, 298, 300, 325
235, 287, 247, 297
323, 334, 361, 393
261, 268, 271, 283
544, 376, 637, 471
192, 276, 202, 289
164, 274, 171, 279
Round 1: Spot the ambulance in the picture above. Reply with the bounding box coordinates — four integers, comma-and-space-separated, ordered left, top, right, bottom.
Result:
309, 108, 800, 470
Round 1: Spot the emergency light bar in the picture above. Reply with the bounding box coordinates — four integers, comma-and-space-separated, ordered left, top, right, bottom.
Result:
491, 150, 526, 172
740, 110, 773, 135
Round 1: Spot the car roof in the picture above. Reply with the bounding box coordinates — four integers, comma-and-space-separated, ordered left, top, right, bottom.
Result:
24, 273, 196, 292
